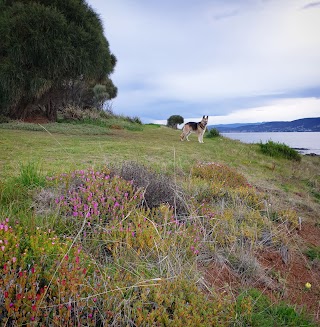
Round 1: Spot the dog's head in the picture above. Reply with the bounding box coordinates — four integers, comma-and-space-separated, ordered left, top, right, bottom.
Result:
201, 115, 209, 126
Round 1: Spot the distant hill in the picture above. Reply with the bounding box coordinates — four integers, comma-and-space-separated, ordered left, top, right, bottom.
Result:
209, 117, 320, 132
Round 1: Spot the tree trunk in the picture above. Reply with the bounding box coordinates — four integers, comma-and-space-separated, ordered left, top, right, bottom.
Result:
45, 100, 57, 121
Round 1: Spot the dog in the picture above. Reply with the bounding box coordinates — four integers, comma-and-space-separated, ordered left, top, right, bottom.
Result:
180, 115, 208, 143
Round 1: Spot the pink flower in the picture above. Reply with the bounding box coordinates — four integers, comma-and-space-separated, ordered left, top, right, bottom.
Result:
12, 257, 17, 263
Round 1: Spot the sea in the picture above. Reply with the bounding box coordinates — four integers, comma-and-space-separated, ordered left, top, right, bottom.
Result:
222, 132, 320, 155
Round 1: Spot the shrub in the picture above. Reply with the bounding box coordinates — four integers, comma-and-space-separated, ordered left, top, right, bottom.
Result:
118, 162, 188, 215
0, 114, 10, 123
192, 162, 249, 189
259, 141, 301, 161
0, 218, 97, 326
206, 128, 220, 138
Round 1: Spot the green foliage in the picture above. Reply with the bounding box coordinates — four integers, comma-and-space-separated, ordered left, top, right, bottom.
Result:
206, 128, 220, 138
167, 115, 184, 129
305, 246, 320, 261
0, 114, 10, 123
57, 106, 143, 131
259, 141, 301, 161
236, 289, 316, 326
0, 0, 116, 119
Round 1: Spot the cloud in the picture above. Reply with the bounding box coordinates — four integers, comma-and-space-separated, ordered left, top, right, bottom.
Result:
152, 97, 320, 126
87, 0, 320, 123
301, 1, 320, 9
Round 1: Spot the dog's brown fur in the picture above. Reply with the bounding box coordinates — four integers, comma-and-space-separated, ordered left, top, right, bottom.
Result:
180, 115, 208, 143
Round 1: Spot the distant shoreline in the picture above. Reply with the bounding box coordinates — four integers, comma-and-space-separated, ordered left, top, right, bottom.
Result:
222, 131, 320, 156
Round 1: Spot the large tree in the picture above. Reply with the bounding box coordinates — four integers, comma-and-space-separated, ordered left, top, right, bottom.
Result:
0, 0, 117, 120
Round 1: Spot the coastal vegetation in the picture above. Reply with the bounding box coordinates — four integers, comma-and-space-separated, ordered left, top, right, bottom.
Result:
0, 117, 319, 326
0, 0, 116, 121
259, 140, 302, 161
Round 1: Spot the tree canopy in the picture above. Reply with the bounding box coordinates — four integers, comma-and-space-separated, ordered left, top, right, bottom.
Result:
0, 0, 117, 120
167, 115, 184, 129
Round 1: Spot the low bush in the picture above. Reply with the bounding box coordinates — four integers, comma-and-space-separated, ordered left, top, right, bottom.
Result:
192, 162, 249, 188
259, 140, 301, 161
206, 128, 220, 138
58, 106, 143, 131
118, 162, 188, 215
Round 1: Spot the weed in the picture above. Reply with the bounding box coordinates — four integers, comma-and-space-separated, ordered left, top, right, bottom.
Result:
236, 289, 316, 326
259, 141, 301, 161
305, 246, 320, 261
206, 128, 220, 138
15, 162, 46, 188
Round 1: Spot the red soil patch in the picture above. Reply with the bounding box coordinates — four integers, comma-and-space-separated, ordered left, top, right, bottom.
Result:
298, 221, 320, 247
257, 248, 320, 322
201, 222, 320, 322
23, 116, 50, 124
200, 262, 239, 294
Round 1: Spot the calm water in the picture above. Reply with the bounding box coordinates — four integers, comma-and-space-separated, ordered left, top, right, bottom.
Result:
222, 132, 320, 155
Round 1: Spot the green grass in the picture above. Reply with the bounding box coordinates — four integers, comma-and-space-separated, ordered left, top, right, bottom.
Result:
305, 246, 320, 261
0, 121, 319, 325
237, 289, 317, 327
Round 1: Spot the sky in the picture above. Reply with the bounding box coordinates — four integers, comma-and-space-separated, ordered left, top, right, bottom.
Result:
87, 0, 320, 125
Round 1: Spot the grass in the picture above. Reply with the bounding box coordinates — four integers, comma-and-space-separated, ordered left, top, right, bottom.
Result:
0, 121, 319, 325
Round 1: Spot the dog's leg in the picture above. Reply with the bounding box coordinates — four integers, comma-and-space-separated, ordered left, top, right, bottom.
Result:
199, 133, 204, 143
186, 132, 191, 141
180, 130, 187, 141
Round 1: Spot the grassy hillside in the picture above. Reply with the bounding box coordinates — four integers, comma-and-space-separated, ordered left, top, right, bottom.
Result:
0, 121, 319, 326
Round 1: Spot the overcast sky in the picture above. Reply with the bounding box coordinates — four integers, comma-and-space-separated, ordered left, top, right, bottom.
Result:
87, 0, 320, 125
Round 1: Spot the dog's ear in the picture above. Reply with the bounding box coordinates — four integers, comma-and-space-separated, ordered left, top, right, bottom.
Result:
206, 116, 209, 119
203, 115, 205, 118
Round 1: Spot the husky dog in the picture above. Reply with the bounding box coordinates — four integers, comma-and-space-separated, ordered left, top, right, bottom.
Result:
180, 115, 209, 143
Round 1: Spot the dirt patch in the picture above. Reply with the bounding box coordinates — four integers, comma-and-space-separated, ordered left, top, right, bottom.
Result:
201, 221, 320, 322
298, 221, 320, 247
23, 116, 50, 124
199, 262, 240, 295
257, 248, 320, 322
